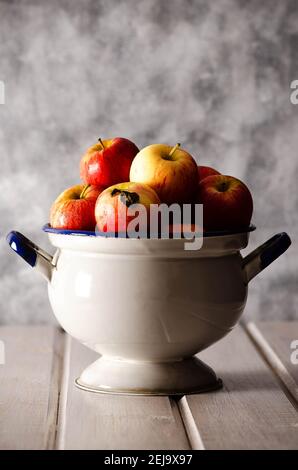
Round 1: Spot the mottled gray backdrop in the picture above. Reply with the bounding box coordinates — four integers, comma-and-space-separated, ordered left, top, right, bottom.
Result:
0, 0, 297, 324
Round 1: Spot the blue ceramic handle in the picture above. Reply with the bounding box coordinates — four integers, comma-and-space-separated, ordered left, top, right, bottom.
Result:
7, 231, 39, 267
243, 232, 291, 283
260, 233, 291, 270
7, 230, 54, 271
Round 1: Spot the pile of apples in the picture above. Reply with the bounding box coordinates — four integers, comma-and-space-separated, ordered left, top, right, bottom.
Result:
50, 137, 253, 234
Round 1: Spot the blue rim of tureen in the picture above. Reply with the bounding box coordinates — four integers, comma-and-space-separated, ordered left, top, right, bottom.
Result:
42, 223, 256, 238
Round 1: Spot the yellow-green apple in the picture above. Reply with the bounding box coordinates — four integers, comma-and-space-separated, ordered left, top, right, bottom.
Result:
129, 143, 198, 205
198, 175, 253, 231
50, 184, 102, 231
198, 165, 220, 182
95, 182, 160, 234
80, 137, 139, 188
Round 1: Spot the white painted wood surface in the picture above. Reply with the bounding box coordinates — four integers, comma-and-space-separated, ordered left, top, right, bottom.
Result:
246, 322, 298, 405
254, 322, 298, 384
0, 326, 63, 450
182, 326, 298, 450
0, 323, 297, 450
57, 335, 190, 450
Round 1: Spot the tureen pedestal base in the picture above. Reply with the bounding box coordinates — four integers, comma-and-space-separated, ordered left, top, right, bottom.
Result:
75, 356, 222, 396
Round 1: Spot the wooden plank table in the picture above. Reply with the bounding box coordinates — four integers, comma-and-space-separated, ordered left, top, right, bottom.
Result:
0, 322, 297, 450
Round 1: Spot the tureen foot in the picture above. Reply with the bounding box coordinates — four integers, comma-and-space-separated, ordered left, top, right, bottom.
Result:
75, 356, 222, 396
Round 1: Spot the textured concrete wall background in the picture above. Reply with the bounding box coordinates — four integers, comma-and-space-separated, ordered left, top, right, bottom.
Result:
0, 0, 297, 324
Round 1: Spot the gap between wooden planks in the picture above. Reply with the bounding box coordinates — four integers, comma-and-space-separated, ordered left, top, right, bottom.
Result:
56, 334, 190, 450
245, 322, 298, 407
56, 322, 298, 450
0, 323, 297, 449
0, 326, 190, 450
179, 322, 298, 450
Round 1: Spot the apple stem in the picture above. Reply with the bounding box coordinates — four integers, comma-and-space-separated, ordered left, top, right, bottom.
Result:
169, 143, 181, 158
80, 184, 90, 199
98, 138, 105, 150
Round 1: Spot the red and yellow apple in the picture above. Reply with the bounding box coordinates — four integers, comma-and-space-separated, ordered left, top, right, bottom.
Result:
198, 165, 220, 182
95, 182, 160, 234
129, 143, 198, 205
198, 175, 253, 231
80, 137, 139, 188
50, 184, 103, 231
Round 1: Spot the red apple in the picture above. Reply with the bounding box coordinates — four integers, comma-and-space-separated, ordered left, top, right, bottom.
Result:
95, 182, 160, 234
198, 165, 220, 182
50, 184, 103, 230
198, 175, 253, 231
129, 143, 198, 205
80, 137, 139, 188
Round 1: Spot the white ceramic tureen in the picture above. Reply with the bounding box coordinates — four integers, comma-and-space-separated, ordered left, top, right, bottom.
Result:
7, 225, 291, 395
